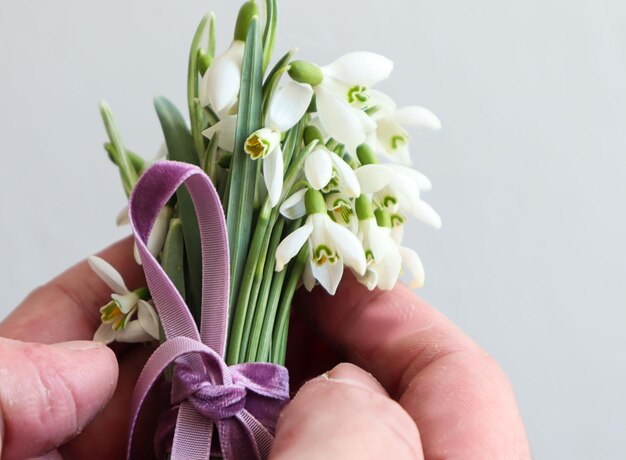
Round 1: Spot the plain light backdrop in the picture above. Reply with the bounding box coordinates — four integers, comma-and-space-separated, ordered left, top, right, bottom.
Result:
1, 1, 625, 458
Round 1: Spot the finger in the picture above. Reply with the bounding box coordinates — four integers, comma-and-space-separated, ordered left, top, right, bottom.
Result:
294, 275, 530, 459
0, 338, 118, 459
0, 237, 143, 343
59, 345, 159, 460
271, 363, 423, 460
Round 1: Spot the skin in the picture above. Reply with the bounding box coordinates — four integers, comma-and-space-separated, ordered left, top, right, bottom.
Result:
0, 238, 530, 459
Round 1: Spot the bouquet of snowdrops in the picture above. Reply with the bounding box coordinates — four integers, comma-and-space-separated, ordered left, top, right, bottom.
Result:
88, 1, 441, 457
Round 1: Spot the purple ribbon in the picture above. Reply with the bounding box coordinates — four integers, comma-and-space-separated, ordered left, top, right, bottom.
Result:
126, 161, 289, 460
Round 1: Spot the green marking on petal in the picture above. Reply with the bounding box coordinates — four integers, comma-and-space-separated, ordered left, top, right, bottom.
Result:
313, 244, 338, 266
391, 214, 405, 227
347, 85, 369, 105
365, 249, 375, 263
391, 134, 408, 151
382, 195, 398, 208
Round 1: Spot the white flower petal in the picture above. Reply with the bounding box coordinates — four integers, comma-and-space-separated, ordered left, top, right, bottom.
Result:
268, 82, 314, 132
410, 199, 442, 229
302, 260, 316, 291
311, 260, 344, 295
275, 222, 314, 271
393, 106, 442, 130
263, 144, 284, 207
88, 256, 129, 294
137, 300, 160, 340
116, 205, 129, 226
329, 153, 361, 197
358, 267, 378, 291
115, 321, 154, 343
374, 245, 402, 290
111, 292, 139, 315
315, 86, 367, 151
147, 207, 173, 257
202, 116, 237, 152
280, 189, 307, 220
93, 322, 116, 344
390, 223, 405, 244
304, 147, 333, 190
399, 247, 425, 289
322, 52, 393, 86
355, 164, 393, 194
200, 41, 245, 111
326, 219, 366, 275
387, 164, 432, 191
369, 89, 397, 112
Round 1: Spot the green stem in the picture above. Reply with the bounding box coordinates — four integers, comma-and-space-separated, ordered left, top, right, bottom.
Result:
246, 218, 286, 361
271, 244, 308, 364
187, 15, 211, 162
99, 102, 137, 196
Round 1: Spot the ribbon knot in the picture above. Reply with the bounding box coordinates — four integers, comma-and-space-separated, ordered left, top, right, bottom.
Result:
172, 363, 247, 420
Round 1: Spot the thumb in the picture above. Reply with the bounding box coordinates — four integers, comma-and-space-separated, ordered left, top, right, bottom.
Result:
271, 363, 423, 460
0, 337, 118, 460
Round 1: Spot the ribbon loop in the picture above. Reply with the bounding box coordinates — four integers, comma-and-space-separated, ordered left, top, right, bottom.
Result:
126, 161, 290, 460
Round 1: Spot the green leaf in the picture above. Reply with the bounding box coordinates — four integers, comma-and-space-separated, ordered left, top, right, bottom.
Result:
161, 218, 186, 300
261, 49, 295, 119
262, 0, 278, 72
154, 96, 202, 321
188, 14, 211, 162
226, 18, 263, 327
99, 102, 138, 196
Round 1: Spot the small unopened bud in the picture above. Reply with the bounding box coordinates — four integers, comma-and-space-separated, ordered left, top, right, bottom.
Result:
197, 49, 211, 75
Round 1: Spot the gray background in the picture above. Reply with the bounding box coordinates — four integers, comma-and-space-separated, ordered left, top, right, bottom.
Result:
1, 0, 624, 458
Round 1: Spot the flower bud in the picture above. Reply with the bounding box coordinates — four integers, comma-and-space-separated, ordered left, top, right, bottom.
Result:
288, 61, 324, 86
197, 48, 211, 75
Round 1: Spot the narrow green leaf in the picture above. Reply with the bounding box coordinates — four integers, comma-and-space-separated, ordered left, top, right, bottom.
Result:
188, 15, 211, 162
161, 218, 186, 300
99, 102, 137, 196
226, 18, 263, 326
154, 96, 202, 321
262, 0, 278, 72
261, 49, 295, 119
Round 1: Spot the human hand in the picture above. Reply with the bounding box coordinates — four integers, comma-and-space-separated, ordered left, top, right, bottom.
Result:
270, 276, 532, 459
0, 238, 157, 460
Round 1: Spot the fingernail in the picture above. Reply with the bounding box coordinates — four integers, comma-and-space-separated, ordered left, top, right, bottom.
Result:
325, 363, 388, 395
52, 340, 105, 351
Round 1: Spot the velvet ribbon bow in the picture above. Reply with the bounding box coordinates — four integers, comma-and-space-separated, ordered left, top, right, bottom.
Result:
126, 161, 290, 460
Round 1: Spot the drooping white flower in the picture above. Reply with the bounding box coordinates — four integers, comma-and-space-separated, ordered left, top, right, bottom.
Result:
367, 90, 441, 165
275, 189, 366, 295
357, 218, 401, 290
286, 52, 393, 150
325, 191, 358, 231
88, 256, 160, 344
304, 145, 361, 197
355, 146, 441, 229
243, 82, 313, 206
199, 41, 245, 112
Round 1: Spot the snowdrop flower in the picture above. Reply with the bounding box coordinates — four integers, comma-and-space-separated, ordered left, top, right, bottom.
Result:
356, 145, 441, 229
286, 52, 393, 150
368, 90, 441, 165
199, 2, 258, 111
354, 196, 402, 290
304, 145, 361, 197
243, 82, 313, 206
275, 189, 366, 295
88, 256, 160, 344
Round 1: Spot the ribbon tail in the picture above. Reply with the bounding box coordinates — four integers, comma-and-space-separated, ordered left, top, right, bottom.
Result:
171, 403, 213, 460
218, 410, 275, 460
